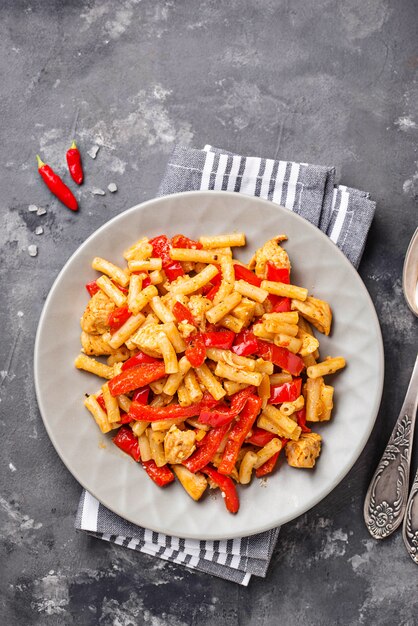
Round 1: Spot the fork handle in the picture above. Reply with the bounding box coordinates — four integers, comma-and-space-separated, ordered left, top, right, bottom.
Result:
403, 468, 418, 564
363, 354, 418, 539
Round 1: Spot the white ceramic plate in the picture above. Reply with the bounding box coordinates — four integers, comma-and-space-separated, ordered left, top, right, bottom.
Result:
34, 191, 384, 540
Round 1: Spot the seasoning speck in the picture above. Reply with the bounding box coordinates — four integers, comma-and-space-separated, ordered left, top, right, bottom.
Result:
91, 188, 106, 196
9, 463, 16, 472
35, 226, 44, 235
17, 311, 24, 317
87, 145, 100, 159
108, 183, 118, 193
28, 204, 38, 212
37, 207, 46, 216
28, 245, 38, 257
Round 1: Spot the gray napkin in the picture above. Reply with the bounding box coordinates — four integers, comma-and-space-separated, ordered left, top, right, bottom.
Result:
76, 144, 376, 585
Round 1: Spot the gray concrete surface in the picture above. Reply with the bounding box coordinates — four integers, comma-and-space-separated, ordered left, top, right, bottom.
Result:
1, 1, 418, 624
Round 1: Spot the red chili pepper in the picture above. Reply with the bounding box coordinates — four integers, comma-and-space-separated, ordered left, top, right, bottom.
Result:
270, 296, 292, 312
295, 408, 311, 433
266, 263, 290, 283
85, 280, 100, 297
269, 378, 302, 404
66, 141, 83, 185
201, 465, 239, 514
231, 330, 259, 356
255, 439, 288, 477
246, 427, 276, 447
256, 340, 305, 376
185, 333, 206, 367
36, 154, 78, 211
122, 351, 160, 371
202, 330, 235, 350
205, 284, 220, 300
198, 386, 255, 428
218, 395, 262, 475
172, 301, 196, 327
183, 424, 230, 473
142, 276, 152, 288
141, 459, 175, 487
108, 362, 166, 396
119, 412, 131, 424
132, 386, 150, 404
96, 394, 130, 423
171, 234, 202, 249
112, 425, 141, 462
234, 264, 262, 287
108, 306, 132, 331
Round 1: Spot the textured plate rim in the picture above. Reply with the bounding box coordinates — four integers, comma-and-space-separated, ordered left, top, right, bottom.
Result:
34, 190, 384, 539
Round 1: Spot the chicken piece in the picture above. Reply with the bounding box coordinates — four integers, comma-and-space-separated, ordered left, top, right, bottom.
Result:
188, 295, 212, 327
131, 324, 163, 357
164, 425, 196, 464
285, 432, 322, 468
232, 298, 256, 327
81, 331, 116, 356
172, 465, 207, 501
177, 321, 196, 339
291, 296, 332, 336
80, 291, 115, 335
248, 235, 290, 278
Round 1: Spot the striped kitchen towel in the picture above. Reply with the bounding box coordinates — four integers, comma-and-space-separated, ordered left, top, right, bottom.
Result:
76, 144, 376, 585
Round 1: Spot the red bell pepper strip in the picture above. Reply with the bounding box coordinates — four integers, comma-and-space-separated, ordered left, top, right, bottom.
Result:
132, 386, 150, 404
149, 235, 171, 265
234, 264, 262, 287
85, 280, 100, 297
112, 426, 141, 462
164, 262, 185, 282
149, 235, 185, 282
113, 426, 174, 486
183, 423, 230, 473
255, 438, 288, 477
150, 236, 183, 279
66, 141, 84, 185
96, 393, 106, 412
218, 395, 262, 475
205, 284, 220, 300
231, 330, 259, 356
108, 362, 166, 396
246, 427, 276, 447
129, 401, 202, 422
256, 452, 279, 477
96, 394, 129, 423
257, 340, 305, 376
141, 459, 175, 487
198, 386, 255, 427
202, 330, 235, 350
108, 306, 132, 331
172, 301, 196, 326
269, 378, 302, 404
295, 408, 311, 433
121, 351, 160, 371
201, 465, 239, 514
171, 234, 202, 249
266, 263, 290, 283
36, 154, 78, 212
270, 296, 292, 312
185, 333, 206, 367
